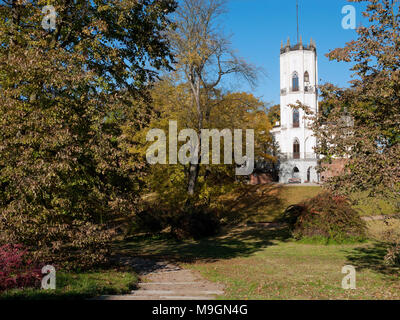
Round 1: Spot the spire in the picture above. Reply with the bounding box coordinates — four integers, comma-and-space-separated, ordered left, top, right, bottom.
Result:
281, 40, 283, 49
287, 37, 290, 47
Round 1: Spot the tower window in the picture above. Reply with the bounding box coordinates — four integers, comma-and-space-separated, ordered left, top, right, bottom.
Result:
292, 72, 299, 92
304, 71, 310, 83
293, 139, 300, 159
293, 109, 300, 128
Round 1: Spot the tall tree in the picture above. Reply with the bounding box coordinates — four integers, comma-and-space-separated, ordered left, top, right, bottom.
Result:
0, 0, 176, 268
168, 0, 259, 195
130, 80, 272, 209
312, 0, 400, 202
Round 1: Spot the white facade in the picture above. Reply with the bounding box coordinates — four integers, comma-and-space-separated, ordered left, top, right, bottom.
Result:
271, 38, 319, 184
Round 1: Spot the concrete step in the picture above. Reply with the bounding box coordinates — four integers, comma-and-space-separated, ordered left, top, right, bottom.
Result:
138, 282, 199, 285
130, 289, 225, 296
98, 295, 215, 300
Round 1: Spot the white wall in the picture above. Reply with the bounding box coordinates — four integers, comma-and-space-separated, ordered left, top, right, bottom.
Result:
272, 42, 319, 183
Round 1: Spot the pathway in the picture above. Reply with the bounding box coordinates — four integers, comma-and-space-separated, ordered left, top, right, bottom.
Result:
97, 257, 224, 300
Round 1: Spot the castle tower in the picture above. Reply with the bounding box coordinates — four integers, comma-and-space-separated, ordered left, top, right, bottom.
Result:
271, 38, 319, 184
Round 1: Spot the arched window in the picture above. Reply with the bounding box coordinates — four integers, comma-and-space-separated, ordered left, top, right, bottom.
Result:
292, 72, 299, 92
293, 166, 300, 179
293, 109, 300, 128
307, 167, 311, 182
293, 139, 300, 159
304, 71, 310, 83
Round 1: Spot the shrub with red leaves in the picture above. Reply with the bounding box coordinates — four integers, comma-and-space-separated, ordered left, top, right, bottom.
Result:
281, 192, 367, 242
0, 244, 41, 292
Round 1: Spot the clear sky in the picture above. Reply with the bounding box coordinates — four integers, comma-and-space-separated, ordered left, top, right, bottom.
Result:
221, 0, 367, 106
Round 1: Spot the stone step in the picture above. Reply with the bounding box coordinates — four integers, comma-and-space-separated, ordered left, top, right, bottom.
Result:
138, 282, 199, 285
130, 289, 225, 296
98, 295, 215, 300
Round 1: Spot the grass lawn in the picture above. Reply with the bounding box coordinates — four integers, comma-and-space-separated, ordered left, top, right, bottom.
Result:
0, 268, 138, 300
116, 185, 400, 300
118, 226, 400, 300
214, 184, 396, 224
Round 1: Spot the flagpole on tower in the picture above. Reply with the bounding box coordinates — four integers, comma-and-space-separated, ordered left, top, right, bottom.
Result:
297, 0, 299, 44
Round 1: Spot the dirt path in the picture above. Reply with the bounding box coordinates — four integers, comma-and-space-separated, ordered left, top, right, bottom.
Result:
97, 257, 224, 300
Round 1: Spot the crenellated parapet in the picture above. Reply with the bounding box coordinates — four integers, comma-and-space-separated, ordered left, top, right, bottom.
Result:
280, 37, 317, 54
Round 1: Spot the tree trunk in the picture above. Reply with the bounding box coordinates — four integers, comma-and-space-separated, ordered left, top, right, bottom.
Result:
186, 73, 202, 195
187, 162, 200, 195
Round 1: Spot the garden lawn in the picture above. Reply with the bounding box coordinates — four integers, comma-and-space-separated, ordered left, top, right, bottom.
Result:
119, 226, 400, 300
0, 269, 138, 300
185, 235, 400, 300
118, 185, 400, 300
214, 185, 395, 223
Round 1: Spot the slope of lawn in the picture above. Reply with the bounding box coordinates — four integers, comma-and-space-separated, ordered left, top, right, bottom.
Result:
118, 225, 400, 300
117, 185, 400, 300
215, 185, 322, 223
216, 184, 397, 222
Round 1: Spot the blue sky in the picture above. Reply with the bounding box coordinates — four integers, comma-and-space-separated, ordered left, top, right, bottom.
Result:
221, 0, 367, 106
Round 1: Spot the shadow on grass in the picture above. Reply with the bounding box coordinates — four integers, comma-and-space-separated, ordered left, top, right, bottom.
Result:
115, 226, 291, 264
217, 184, 286, 223
345, 241, 400, 276
115, 184, 319, 268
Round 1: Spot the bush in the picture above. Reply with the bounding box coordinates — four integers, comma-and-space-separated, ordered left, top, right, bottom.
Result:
0, 217, 115, 271
0, 244, 41, 292
281, 192, 366, 242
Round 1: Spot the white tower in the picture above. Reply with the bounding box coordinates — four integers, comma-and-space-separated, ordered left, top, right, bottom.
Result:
271, 37, 319, 184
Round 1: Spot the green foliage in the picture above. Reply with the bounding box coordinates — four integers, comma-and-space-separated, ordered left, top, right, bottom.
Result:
0, 1, 176, 269
281, 192, 367, 243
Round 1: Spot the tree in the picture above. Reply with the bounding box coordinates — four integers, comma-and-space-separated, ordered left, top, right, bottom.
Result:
130, 80, 272, 210
311, 0, 400, 202
168, 0, 259, 195
266, 104, 280, 126
0, 0, 177, 268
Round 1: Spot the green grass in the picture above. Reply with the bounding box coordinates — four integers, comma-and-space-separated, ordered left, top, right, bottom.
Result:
215, 185, 395, 223
351, 191, 398, 216
118, 226, 400, 300
116, 185, 400, 300
186, 236, 400, 300
216, 185, 323, 223
0, 269, 138, 300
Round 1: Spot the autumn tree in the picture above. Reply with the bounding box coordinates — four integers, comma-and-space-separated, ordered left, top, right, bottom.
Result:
266, 104, 280, 126
130, 79, 272, 212
311, 0, 399, 203
0, 0, 176, 268
168, 0, 259, 195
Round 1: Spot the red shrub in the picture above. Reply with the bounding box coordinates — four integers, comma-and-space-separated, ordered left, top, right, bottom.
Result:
0, 244, 41, 292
